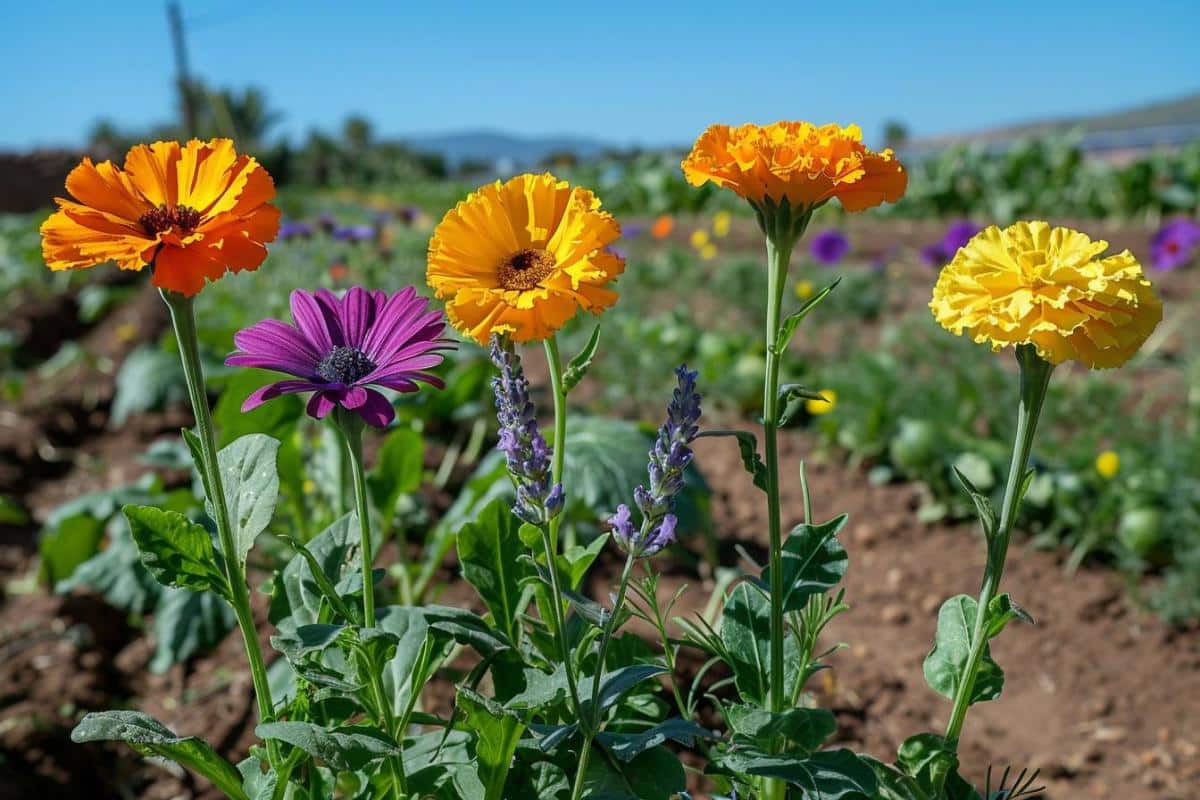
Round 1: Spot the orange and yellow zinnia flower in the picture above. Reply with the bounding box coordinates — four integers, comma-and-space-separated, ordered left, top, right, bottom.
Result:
682, 122, 907, 212
931, 221, 1162, 369
40, 139, 279, 296
426, 173, 624, 344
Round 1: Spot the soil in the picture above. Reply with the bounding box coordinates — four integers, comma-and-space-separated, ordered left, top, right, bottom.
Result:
1, 220, 1197, 799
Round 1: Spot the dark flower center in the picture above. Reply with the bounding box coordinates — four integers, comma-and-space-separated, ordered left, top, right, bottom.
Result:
498, 248, 556, 291
317, 346, 376, 384
139, 204, 203, 236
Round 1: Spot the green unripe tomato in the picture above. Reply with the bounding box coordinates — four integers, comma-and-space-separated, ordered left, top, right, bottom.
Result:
1117, 508, 1164, 558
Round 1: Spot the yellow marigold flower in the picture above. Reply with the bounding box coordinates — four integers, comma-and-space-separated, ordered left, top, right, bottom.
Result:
699, 243, 717, 261
40, 139, 279, 296
931, 221, 1163, 369
795, 280, 815, 300
427, 173, 624, 345
682, 122, 907, 212
713, 210, 732, 238
690, 229, 710, 249
806, 389, 836, 415
1095, 450, 1120, 478
650, 215, 674, 239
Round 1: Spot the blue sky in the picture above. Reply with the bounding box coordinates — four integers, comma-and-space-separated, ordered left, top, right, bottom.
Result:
5, 0, 1199, 150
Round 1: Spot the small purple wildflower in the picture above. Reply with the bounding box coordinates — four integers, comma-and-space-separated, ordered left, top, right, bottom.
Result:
922, 219, 982, 267
809, 229, 850, 266
608, 365, 702, 558
332, 224, 376, 243
316, 213, 337, 234
397, 205, 422, 225
623, 222, 646, 239
278, 220, 314, 241
1150, 218, 1200, 271
227, 286, 452, 427
489, 337, 564, 526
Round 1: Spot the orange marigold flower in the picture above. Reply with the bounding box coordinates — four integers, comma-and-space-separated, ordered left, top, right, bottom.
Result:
40, 139, 280, 296
426, 173, 624, 345
650, 215, 674, 239
682, 122, 907, 213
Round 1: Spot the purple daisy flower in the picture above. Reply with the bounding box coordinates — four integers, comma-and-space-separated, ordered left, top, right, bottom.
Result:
227, 286, 452, 427
809, 229, 850, 266
1150, 218, 1200, 271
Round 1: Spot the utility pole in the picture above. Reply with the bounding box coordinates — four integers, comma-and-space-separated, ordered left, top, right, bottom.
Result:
167, 1, 198, 136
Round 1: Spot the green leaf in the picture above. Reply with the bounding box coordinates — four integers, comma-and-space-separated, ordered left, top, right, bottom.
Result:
57, 525, 162, 614
760, 515, 848, 611
376, 605, 434, 717
861, 757, 930, 800
110, 346, 185, 428
580, 664, 667, 719
923, 595, 1004, 704
422, 605, 512, 657
720, 582, 772, 705
150, 586, 235, 672
0, 495, 29, 525
270, 513, 356, 628
734, 747, 877, 799
774, 278, 841, 356
953, 466, 996, 538
725, 704, 837, 754
503, 665, 571, 714
72, 711, 248, 800
897, 733, 959, 797
123, 505, 228, 598
457, 499, 527, 643
581, 744, 686, 800
598, 718, 715, 762
216, 434, 280, 567
255, 721, 401, 771
237, 757, 278, 800
777, 384, 830, 427
38, 512, 106, 586
697, 429, 768, 492
985, 593, 1034, 639
457, 688, 525, 800
559, 532, 608, 590
368, 427, 425, 519
563, 324, 601, 392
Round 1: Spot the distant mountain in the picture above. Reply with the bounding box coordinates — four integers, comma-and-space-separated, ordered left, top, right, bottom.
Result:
906, 91, 1200, 155
398, 129, 615, 170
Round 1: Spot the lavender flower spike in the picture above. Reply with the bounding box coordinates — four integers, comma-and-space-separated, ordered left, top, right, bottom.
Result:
609, 365, 702, 558
489, 336, 564, 526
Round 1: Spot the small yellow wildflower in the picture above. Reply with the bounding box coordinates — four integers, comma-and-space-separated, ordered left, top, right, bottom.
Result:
303, 479, 316, 495
115, 322, 139, 343
806, 389, 836, 415
1095, 450, 1120, 478
795, 280, 814, 300
690, 229, 710, 249
699, 243, 717, 261
713, 210, 732, 238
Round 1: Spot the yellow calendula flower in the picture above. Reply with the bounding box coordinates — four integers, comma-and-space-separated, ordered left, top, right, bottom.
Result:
806, 389, 836, 415
699, 243, 717, 261
682, 122, 907, 213
713, 210, 732, 238
426, 173, 624, 345
690, 229, 710, 249
795, 280, 814, 300
1095, 450, 1120, 478
931, 221, 1162, 369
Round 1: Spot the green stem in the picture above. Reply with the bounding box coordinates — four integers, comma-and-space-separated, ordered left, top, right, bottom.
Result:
364, 653, 407, 796
544, 336, 569, 553
160, 290, 279, 769
762, 234, 792, 718
943, 346, 1053, 749
538, 526, 584, 723
335, 410, 376, 626
570, 740, 594, 800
